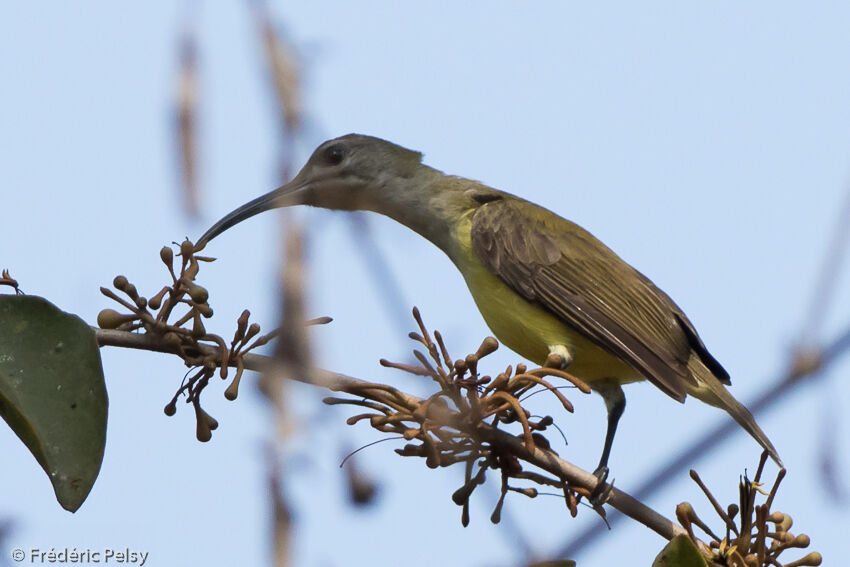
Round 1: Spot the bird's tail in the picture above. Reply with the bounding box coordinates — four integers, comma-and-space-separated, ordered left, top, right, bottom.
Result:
688, 368, 783, 466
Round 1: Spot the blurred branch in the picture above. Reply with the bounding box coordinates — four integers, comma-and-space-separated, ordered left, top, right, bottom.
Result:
251, 8, 307, 565
254, 0, 302, 133
253, 0, 301, 181
798, 181, 850, 346
252, 1, 415, 343
818, 401, 849, 505
266, 440, 292, 567
94, 325, 686, 542
256, 216, 309, 567
174, 13, 200, 218
347, 212, 415, 338
799, 180, 850, 506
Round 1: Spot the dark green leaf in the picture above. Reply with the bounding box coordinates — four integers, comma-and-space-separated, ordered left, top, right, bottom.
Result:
0, 295, 108, 512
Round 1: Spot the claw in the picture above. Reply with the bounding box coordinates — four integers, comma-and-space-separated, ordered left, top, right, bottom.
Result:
590, 465, 614, 507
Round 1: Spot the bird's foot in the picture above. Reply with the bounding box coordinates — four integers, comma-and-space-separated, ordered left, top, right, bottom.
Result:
589, 465, 614, 507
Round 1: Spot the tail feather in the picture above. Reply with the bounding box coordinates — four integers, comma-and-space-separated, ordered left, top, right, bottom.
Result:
689, 371, 782, 466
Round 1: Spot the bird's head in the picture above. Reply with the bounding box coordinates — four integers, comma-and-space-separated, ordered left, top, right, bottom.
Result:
195, 134, 428, 249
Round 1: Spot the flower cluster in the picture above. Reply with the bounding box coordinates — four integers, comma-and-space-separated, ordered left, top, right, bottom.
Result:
325, 307, 593, 525
97, 240, 327, 441
678, 453, 821, 567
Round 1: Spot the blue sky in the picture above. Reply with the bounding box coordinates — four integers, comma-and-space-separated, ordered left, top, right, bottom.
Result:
2, 2, 848, 565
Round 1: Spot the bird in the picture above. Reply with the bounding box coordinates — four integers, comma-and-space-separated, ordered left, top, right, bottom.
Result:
196, 133, 782, 487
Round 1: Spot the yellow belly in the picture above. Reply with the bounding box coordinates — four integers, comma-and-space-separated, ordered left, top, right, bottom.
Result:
451, 215, 643, 385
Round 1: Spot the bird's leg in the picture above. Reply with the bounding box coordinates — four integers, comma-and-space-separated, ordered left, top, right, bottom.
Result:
590, 381, 626, 505
543, 347, 621, 504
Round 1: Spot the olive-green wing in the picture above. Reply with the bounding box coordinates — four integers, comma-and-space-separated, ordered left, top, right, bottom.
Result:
470, 196, 729, 401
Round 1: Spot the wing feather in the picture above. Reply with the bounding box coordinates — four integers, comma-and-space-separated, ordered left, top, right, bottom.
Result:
470, 197, 725, 401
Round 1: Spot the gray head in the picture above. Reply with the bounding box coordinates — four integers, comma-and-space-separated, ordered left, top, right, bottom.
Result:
195, 134, 427, 249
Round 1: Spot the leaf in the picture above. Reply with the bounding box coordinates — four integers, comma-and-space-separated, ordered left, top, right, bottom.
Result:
652, 535, 709, 567
0, 295, 108, 512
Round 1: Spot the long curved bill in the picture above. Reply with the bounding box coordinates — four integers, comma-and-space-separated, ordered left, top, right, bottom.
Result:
194, 177, 309, 250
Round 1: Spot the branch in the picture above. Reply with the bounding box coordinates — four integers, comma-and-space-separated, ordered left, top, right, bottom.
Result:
94, 326, 685, 541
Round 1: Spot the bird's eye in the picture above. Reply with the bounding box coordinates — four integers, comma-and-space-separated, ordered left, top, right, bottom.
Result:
324, 144, 345, 165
